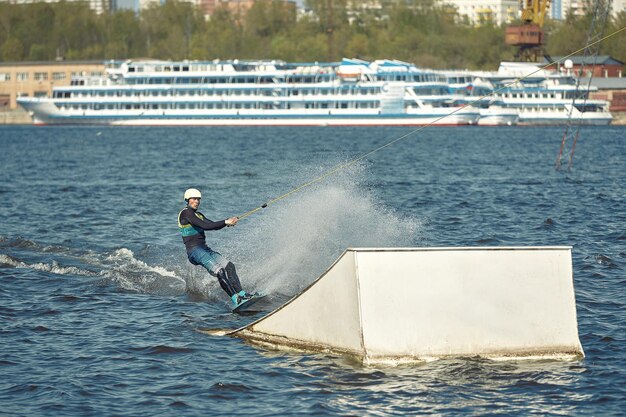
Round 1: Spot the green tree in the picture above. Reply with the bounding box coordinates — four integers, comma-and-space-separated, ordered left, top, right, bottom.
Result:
545, 12, 590, 58
1, 37, 23, 61
141, 0, 204, 59
241, 0, 297, 58
192, 6, 241, 59
28, 44, 47, 61
305, 0, 349, 60
1, 0, 620, 69
102, 10, 143, 59
50, 1, 102, 60
600, 12, 626, 63
0, 3, 21, 53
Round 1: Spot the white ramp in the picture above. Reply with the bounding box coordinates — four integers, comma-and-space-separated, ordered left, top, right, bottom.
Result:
232, 247, 584, 364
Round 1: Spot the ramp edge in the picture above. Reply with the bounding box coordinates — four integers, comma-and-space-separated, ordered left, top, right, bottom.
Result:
234, 329, 584, 365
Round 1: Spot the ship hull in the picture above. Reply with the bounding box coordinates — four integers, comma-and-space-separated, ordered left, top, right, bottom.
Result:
20, 99, 479, 126
518, 112, 613, 126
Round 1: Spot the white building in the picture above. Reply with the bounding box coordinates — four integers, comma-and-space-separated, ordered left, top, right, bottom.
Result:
0, 0, 111, 14
550, 0, 625, 19
439, 0, 520, 26
441, 0, 624, 25
614, 0, 626, 15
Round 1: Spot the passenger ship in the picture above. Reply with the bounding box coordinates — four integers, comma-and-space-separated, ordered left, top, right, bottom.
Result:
18, 58, 481, 126
443, 71, 519, 126
445, 62, 612, 126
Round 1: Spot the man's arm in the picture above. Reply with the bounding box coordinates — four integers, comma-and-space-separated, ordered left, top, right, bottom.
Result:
183, 210, 227, 231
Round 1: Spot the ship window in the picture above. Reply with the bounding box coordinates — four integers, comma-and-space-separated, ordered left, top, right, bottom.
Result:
182, 66, 189, 71
129, 67, 135, 72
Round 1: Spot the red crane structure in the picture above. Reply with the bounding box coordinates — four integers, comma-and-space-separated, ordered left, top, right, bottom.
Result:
505, 0, 551, 62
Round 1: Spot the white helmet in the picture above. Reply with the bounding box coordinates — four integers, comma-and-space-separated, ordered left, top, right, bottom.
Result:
183, 188, 202, 201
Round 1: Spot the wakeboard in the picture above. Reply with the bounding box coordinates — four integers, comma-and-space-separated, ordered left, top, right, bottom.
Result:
232, 294, 267, 313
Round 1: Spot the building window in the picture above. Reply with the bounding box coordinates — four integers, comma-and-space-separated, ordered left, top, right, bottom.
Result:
17, 72, 29, 81
34, 72, 48, 81
0, 73, 10, 82
52, 72, 66, 81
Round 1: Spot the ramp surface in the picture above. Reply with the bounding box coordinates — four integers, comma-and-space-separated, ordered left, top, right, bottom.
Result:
231, 247, 584, 364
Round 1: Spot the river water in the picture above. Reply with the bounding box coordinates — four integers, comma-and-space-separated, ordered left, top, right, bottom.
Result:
0, 125, 624, 416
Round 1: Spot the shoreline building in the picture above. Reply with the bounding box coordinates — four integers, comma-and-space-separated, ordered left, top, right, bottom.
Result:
135, 0, 295, 18
439, 0, 519, 26
549, 0, 626, 19
0, 0, 111, 14
0, 61, 105, 110
439, 0, 625, 24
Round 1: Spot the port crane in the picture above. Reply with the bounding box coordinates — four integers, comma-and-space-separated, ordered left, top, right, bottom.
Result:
505, 0, 550, 62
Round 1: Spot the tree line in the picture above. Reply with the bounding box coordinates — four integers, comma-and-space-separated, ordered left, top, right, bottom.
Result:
0, 0, 624, 70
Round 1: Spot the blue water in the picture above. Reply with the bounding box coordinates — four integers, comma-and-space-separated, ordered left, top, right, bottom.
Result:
0, 125, 624, 416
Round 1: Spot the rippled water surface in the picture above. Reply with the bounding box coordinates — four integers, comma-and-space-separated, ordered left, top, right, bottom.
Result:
1, 125, 624, 416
